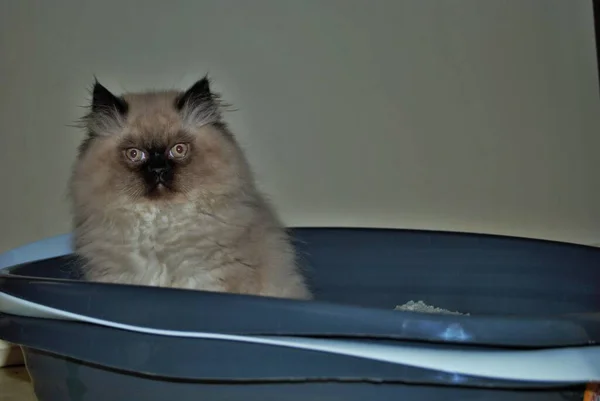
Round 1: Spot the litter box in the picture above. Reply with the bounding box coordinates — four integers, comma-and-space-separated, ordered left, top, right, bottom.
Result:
1, 227, 600, 401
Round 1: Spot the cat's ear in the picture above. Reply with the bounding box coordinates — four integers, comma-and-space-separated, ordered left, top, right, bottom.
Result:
175, 75, 222, 128
175, 76, 212, 111
83, 78, 129, 136
91, 79, 128, 116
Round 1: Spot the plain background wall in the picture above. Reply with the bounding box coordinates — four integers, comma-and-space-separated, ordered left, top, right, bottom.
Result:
1, 0, 600, 254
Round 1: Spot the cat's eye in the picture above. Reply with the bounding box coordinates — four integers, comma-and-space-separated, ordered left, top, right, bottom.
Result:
169, 143, 189, 159
125, 148, 145, 163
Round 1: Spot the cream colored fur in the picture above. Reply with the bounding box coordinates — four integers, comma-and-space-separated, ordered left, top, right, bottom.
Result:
69, 81, 311, 300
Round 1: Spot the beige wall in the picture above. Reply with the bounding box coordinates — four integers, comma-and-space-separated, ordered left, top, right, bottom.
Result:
1, 0, 599, 253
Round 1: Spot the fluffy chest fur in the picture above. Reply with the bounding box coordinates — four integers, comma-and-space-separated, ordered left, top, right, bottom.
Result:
124, 203, 199, 287
75, 198, 312, 299
78, 201, 251, 289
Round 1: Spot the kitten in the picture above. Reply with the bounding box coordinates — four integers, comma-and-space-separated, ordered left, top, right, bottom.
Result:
68, 76, 312, 300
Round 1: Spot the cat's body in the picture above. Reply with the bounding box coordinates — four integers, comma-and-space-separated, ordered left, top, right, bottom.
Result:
69, 78, 311, 299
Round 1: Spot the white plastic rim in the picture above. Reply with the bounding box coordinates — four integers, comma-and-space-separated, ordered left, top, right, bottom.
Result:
1, 234, 600, 383
0, 233, 73, 270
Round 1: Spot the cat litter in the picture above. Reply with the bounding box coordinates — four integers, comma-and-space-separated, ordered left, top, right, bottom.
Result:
395, 300, 469, 316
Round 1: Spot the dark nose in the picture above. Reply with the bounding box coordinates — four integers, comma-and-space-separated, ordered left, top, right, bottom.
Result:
145, 153, 172, 183
151, 166, 171, 182
149, 166, 168, 175
146, 161, 172, 181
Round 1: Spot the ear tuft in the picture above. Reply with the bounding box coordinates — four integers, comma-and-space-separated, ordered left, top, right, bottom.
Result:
175, 75, 222, 128
175, 75, 212, 111
80, 78, 129, 136
91, 79, 128, 115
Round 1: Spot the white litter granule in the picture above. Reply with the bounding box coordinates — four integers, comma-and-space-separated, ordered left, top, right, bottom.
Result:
394, 300, 469, 316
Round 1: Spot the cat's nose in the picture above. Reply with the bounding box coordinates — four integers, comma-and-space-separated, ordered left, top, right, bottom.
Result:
149, 166, 168, 175
152, 167, 170, 180
146, 164, 170, 180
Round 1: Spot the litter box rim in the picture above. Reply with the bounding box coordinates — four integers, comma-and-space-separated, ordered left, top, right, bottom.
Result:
1, 227, 600, 351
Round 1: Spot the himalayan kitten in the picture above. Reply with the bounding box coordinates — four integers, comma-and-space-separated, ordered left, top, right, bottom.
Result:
68, 76, 312, 300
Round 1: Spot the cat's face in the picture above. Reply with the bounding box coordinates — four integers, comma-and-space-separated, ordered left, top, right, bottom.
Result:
70, 78, 250, 209
116, 126, 195, 200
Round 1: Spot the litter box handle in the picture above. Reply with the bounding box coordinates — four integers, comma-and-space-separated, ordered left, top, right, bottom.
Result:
1, 290, 600, 384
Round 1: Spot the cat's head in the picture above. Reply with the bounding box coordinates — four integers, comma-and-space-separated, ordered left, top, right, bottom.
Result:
70, 77, 252, 209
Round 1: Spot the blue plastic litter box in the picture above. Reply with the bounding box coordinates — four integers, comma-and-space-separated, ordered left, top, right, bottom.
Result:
1, 227, 600, 401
